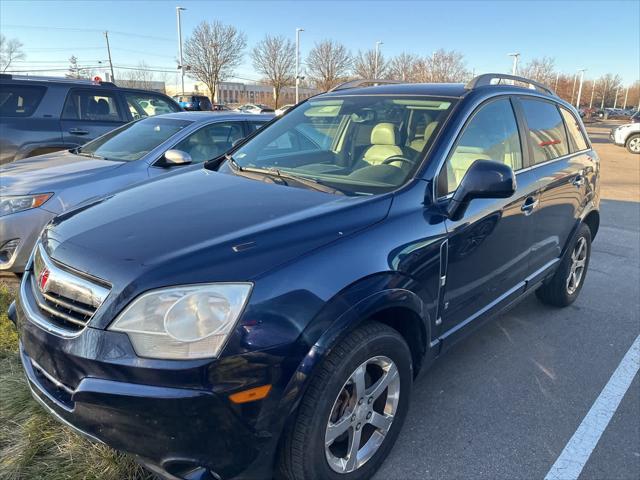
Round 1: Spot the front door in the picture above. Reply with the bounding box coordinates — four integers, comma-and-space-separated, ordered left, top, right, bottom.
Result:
436, 97, 537, 343
60, 89, 125, 148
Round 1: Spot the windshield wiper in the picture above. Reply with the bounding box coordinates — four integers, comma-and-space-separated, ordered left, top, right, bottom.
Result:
226, 155, 344, 195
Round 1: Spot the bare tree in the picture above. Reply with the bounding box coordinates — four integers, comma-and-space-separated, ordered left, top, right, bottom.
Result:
388, 52, 418, 82
251, 35, 295, 108
353, 49, 388, 79
306, 40, 352, 92
428, 49, 469, 83
0, 34, 25, 72
520, 57, 557, 87
183, 21, 246, 100
412, 57, 431, 83
121, 61, 156, 90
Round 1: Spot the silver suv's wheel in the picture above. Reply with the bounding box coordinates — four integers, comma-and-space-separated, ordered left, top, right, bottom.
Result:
278, 322, 412, 480
627, 134, 640, 154
325, 356, 400, 473
566, 237, 587, 295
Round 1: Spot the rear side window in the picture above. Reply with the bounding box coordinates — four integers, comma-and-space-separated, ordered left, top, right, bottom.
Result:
62, 90, 122, 122
559, 107, 589, 152
0, 84, 46, 117
520, 99, 569, 164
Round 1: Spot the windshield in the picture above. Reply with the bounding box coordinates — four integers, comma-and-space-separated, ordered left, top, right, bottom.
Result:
222, 95, 454, 195
78, 117, 192, 161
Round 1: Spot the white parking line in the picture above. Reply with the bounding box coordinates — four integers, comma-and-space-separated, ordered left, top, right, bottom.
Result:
545, 334, 640, 480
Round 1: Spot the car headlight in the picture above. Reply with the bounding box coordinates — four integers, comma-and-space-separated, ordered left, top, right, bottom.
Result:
0, 193, 53, 217
109, 283, 252, 360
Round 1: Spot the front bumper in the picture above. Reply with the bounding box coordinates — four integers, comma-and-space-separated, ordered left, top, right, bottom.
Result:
0, 207, 55, 272
15, 281, 290, 480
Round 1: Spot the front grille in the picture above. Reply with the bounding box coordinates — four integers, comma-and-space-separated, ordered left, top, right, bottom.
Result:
28, 244, 110, 334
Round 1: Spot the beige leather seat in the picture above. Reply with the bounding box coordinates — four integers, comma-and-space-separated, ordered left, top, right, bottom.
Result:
409, 121, 439, 152
362, 123, 403, 166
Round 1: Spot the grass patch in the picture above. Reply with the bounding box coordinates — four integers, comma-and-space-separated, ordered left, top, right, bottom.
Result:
0, 281, 152, 480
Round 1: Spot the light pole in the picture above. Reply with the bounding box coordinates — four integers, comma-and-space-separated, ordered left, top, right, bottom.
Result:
374, 41, 383, 79
570, 73, 578, 104
554, 71, 560, 91
508, 52, 520, 76
613, 86, 619, 109
623, 85, 629, 109
601, 79, 607, 109
589, 79, 596, 109
295, 28, 303, 104
176, 6, 186, 95
575, 69, 586, 109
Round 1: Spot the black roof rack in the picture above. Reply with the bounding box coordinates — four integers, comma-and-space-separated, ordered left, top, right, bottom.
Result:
328, 79, 402, 92
465, 73, 556, 97
0, 73, 116, 87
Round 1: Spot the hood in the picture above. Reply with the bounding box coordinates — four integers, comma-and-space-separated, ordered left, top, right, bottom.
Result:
0, 151, 125, 197
42, 168, 392, 323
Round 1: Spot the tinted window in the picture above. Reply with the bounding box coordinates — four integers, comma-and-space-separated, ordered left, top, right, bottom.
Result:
439, 98, 522, 196
79, 117, 192, 161
559, 107, 588, 152
173, 121, 244, 163
0, 84, 46, 117
125, 93, 179, 120
520, 99, 569, 164
248, 121, 268, 132
62, 90, 122, 122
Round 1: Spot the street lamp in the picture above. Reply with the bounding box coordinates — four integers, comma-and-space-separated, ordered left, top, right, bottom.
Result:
589, 79, 596, 109
375, 41, 383, 79
508, 52, 520, 76
176, 6, 186, 95
295, 28, 304, 104
575, 68, 586, 109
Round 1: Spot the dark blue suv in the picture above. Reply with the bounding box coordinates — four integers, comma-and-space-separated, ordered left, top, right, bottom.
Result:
10, 74, 600, 480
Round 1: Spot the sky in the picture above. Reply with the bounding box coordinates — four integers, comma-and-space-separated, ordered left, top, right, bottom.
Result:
1, 0, 639, 92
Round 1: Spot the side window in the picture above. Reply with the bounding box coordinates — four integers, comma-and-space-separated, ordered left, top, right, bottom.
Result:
520, 99, 569, 164
62, 90, 122, 122
125, 93, 179, 120
439, 98, 523, 196
248, 121, 267, 132
172, 122, 244, 163
559, 107, 589, 152
0, 84, 46, 117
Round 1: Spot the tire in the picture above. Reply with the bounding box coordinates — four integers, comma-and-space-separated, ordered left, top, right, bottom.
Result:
536, 223, 592, 307
626, 134, 640, 154
278, 322, 412, 480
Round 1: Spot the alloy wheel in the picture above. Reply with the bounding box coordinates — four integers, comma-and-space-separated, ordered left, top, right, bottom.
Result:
324, 356, 400, 474
566, 236, 587, 295
629, 137, 640, 153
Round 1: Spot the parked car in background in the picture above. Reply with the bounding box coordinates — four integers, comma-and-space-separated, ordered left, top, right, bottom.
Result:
610, 121, 640, 153
9, 75, 600, 480
212, 103, 231, 111
173, 94, 212, 111
236, 103, 275, 114
0, 74, 182, 164
630, 111, 639, 123
0, 112, 271, 273
276, 104, 295, 116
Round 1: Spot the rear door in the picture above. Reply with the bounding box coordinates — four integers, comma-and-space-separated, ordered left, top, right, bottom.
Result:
515, 97, 593, 281
60, 89, 126, 147
438, 97, 538, 341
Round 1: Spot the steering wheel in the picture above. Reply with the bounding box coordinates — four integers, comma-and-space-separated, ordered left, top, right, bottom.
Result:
382, 155, 415, 167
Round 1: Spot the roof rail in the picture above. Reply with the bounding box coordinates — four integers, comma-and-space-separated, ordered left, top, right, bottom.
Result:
1, 74, 116, 87
329, 79, 402, 92
465, 73, 556, 96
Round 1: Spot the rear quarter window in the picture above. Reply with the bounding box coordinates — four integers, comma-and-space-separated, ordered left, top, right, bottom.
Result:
0, 84, 46, 117
559, 107, 589, 152
520, 98, 569, 164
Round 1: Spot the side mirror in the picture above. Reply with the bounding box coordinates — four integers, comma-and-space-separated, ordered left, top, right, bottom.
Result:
163, 149, 192, 166
446, 159, 516, 220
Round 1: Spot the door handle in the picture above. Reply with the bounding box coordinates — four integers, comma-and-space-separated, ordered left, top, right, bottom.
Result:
521, 197, 539, 215
68, 128, 89, 135
572, 175, 585, 187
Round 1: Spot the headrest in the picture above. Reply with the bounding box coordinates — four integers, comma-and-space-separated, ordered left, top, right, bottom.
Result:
96, 98, 110, 115
370, 123, 397, 146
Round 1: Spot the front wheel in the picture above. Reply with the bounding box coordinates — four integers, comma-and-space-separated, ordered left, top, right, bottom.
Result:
626, 134, 640, 154
278, 322, 412, 480
536, 223, 592, 307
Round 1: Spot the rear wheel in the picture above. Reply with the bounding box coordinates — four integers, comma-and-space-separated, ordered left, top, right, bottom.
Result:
536, 223, 591, 307
278, 322, 412, 480
626, 134, 640, 154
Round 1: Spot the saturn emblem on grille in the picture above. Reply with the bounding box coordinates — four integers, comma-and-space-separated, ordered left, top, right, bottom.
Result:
38, 267, 50, 293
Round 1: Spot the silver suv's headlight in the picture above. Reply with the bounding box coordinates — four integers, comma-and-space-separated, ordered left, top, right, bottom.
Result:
109, 283, 252, 360
0, 193, 52, 217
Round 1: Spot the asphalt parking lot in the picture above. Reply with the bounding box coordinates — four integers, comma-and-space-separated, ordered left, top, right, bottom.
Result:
375, 121, 640, 480
0, 121, 638, 480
